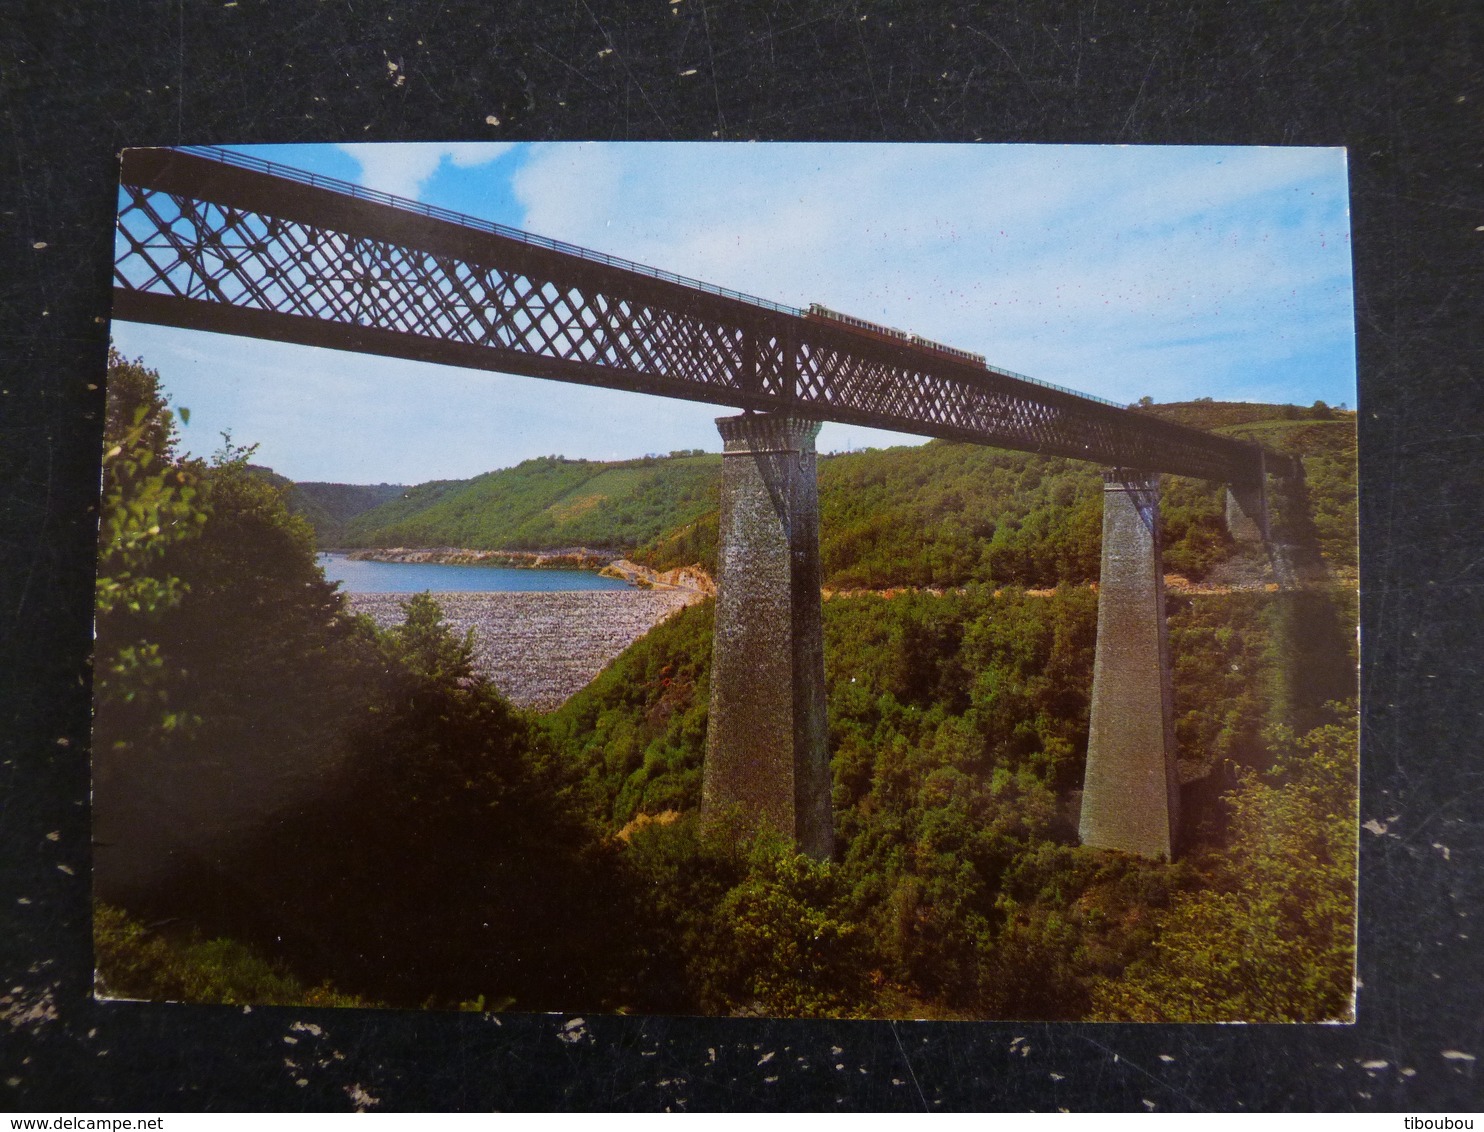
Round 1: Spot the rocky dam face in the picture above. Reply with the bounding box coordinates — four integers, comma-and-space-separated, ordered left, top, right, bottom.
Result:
348, 589, 707, 710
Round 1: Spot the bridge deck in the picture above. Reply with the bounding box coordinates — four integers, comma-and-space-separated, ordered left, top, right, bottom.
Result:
112, 147, 1292, 485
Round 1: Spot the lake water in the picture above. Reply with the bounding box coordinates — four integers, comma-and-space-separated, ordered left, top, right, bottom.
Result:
318, 552, 634, 594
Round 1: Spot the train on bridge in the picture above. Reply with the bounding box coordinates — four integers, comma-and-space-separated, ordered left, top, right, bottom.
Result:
806, 303, 989, 368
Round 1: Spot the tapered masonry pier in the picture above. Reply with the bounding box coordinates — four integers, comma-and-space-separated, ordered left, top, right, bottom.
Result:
702, 412, 833, 859
1225, 481, 1268, 546
1079, 470, 1181, 860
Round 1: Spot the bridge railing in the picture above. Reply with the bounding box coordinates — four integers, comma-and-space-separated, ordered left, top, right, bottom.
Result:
979, 363, 1123, 408
177, 145, 802, 318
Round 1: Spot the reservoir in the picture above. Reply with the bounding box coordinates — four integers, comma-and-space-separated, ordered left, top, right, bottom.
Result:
318, 552, 634, 594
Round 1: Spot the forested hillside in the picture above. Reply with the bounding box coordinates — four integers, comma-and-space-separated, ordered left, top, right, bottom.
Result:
236, 469, 405, 546
537, 398, 1358, 1018
336, 451, 720, 552
290, 481, 406, 545
542, 578, 1357, 1019
638, 406, 1357, 588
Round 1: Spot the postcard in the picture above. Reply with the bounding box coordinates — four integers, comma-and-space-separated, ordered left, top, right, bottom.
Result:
94, 142, 1358, 1022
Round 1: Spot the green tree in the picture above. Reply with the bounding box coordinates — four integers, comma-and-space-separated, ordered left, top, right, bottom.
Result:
94, 904, 370, 1007
94, 349, 209, 733
120, 436, 370, 768
1090, 709, 1358, 1022
689, 832, 878, 1017
382, 590, 477, 686
189, 591, 639, 1010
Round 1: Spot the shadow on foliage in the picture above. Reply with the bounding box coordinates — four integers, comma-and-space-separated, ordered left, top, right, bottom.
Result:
114, 595, 646, 1012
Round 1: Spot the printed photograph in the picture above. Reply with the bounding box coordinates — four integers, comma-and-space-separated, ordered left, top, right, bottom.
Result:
93, 141, 1359, 1021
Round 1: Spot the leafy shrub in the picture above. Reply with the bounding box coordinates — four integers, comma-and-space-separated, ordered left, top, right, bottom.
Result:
94, 904, 369, 1007
621, 819, 879, 1018
1090, 708, 1358, 1022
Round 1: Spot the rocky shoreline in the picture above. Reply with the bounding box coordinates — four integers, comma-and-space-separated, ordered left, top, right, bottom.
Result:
343, 546, 617, 571
598, 558, 716, 595
348, 588, 707, 711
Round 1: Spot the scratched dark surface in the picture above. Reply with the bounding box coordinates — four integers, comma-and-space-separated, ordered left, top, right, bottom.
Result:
2, 0, 1480, 1113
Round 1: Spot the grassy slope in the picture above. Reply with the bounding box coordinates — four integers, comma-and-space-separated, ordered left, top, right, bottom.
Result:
337, 454, 722, 552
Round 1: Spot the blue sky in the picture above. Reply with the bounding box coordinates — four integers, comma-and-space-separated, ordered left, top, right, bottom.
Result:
111, 142, 1355, 485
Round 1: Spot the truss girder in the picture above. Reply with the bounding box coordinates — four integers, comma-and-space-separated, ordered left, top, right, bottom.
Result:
112, 149, 1280, 485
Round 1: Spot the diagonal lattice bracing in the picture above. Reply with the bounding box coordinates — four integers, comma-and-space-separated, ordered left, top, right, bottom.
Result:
113, 147, 1290, 486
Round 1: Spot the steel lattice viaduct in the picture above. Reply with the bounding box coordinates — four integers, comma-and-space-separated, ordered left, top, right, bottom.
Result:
113, 147, 1299, 861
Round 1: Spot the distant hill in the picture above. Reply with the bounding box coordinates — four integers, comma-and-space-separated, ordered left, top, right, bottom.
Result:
336, 452, 721, 553
288, 481, 407, 546
1137, 398, 1352, 430
313, 401, 1355, 588
242, 469, 406, 546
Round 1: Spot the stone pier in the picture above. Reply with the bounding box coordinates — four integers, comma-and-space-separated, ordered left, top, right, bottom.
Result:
1079, 470, 1180, 860
1225, 480, 1268, 546
702, 412, 833, 859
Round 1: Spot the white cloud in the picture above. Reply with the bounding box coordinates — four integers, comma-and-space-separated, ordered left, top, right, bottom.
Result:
503, 144, 1350, 402
337, 142, 514, 200
510, 142, 627, 238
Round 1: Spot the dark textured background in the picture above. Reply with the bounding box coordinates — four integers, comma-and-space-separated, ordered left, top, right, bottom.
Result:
2, 0, 1480, 1112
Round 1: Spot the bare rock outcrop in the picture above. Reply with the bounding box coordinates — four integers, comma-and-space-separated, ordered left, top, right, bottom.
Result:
599, 559, 716, 595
